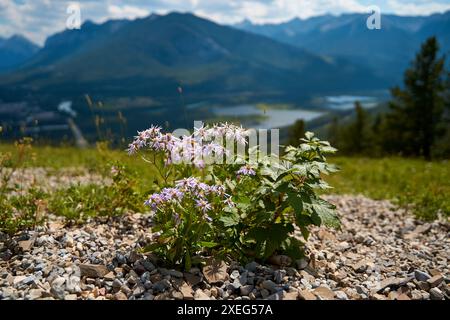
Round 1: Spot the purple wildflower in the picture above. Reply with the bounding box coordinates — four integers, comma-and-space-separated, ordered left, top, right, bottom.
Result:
237, 164, 256, 176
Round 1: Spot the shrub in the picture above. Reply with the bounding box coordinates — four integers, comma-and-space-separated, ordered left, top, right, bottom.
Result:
129, 124, 339, 269
48, 163, 145, 223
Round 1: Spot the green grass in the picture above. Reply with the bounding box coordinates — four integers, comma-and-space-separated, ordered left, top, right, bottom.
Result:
325, 157, 450, 220
1, 143, 448, 222
0, 143, 157, 191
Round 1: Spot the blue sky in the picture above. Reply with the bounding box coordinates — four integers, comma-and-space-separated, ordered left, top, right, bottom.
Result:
1, 0, 450, 45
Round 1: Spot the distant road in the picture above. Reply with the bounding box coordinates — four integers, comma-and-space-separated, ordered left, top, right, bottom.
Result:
67, 118, 88, 148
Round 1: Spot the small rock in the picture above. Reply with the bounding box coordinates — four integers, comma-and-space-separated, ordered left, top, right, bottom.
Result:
143, 260, 155, 271
268, 255, 291, 267
298, 289, 316, 300
50, 277, 66, 300
180, 283, 194, 300
29, 289, 43, 300
260, 289, 270, 299
18, 239, 34, 252
335, 290, 348, 300
414, 270, 431, 282
245, 262, 258, 272
230, 270, 240, 280
194, 289, 210, 300
240, 285, 254, 296
184, 273, 202, 286
104, 271, 115, 281
295, 258, 308, 270
313, 286, 335, 300
429, 288, 444, 300
267, 291, 285, 300
261, 280, 277, 293
79, 264, 108, 278
169, 270, 183, 278
202, 259, 228, 284
114, 292, 128, 300
351, 260, 368, 273
172, 291, 184, 300
427, 275, 444, 288
283, 291, 299, 300
274, 270, 286, 284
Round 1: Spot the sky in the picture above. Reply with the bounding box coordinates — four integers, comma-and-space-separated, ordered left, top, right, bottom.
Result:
1, 0, 450, 45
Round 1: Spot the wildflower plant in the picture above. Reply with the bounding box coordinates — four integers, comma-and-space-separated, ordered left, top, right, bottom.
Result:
128, 123, 339, 269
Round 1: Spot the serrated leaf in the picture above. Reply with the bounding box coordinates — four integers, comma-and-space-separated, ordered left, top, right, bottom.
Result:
288, 192, 303, 213
312, 199, 340, 228
220, 213, 240, 227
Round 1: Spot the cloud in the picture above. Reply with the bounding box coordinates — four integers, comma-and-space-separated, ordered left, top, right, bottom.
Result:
107, 4, 149, 20
1, 0, 449, 45
386, 0, 450, 16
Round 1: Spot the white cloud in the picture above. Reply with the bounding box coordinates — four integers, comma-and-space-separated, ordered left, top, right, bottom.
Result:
387, 0, 450, 16
1, 0, 450, 45
108, 4, 149, 20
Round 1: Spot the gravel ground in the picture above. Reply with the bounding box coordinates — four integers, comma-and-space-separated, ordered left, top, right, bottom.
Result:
2, 168, 111, 196
0, 195, 448, 300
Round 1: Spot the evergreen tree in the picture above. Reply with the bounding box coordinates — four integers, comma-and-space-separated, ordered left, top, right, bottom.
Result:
383, 37, 447, 159
327, 116, 340, 148
287, 119, 305, 147
340, 102, 371, 154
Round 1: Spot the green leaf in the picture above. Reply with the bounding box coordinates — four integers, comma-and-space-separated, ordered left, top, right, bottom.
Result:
312, 199, 340, 228
199, 241, 219, 248
220, 212, 240, 227
184, 251, 192, 271
288, 192, 303, 213
299, 225, 310, 240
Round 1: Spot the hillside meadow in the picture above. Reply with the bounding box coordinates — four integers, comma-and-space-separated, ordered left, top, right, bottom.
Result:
1, 143, 448, 221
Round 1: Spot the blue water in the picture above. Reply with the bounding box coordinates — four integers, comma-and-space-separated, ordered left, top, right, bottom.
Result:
211, 105, 323, 129
325, 95, 378, 110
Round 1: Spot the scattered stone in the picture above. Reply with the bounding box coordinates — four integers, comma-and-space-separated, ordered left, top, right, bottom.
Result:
429, 288, 444, 300
79, 264, 109, 278
335, 290, 348, 300
414, 270, 431, 282
180, 283, 194, 300
268, 255, 292, 267
245, 262, 259, 272
240, 285, 254, 296
298, 289, 317, 300
202, 259, 228, 284
50, 277, 66, 300
261, 280, 277, 293
18, 239, 34, 252
427, 275, 444, 288
114, 292, 128, 300
194, 289, 210, 300
29, 289, 43, 300
313, 286, 335, 300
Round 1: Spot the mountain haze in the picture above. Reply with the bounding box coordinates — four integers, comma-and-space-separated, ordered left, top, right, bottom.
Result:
0, 35, 40, 73
0, 12, 383, 106
235, 11, 450, 83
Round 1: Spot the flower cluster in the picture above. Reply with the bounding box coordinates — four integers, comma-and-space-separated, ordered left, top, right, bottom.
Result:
236, 164, 256, 176
127, 123, 250, 168
145, 177, 234, 222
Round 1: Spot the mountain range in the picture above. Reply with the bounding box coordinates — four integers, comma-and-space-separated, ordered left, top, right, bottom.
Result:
234, 11, 450, 83
0, 11, 449, 142
0, 12, 385, 108
0, 35, 40, 73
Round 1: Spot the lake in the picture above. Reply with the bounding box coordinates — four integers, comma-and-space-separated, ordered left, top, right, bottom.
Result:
324, 95, 378, 110
211, 105, 324, 129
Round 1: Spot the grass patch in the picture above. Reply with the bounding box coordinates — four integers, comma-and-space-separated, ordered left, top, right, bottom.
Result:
325, 157, 450, 220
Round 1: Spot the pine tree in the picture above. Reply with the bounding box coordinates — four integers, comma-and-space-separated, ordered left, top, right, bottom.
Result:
287, 119, 305, 147
340, 102, 371, 154
384, 37, 447, 159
